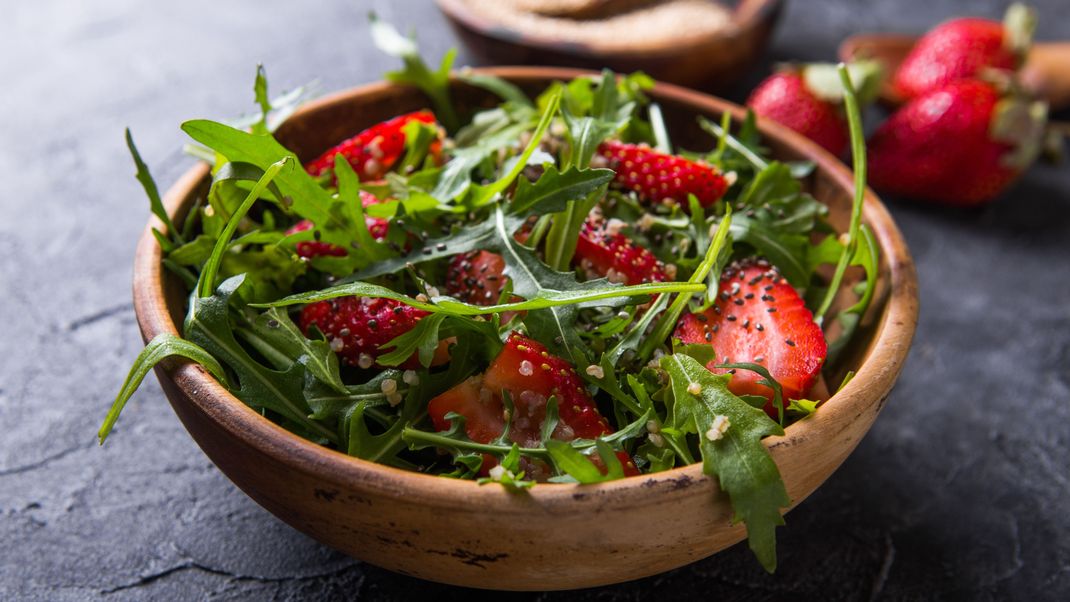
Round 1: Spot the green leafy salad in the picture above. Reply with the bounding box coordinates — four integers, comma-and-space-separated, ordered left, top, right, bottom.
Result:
102, 19, 878, 572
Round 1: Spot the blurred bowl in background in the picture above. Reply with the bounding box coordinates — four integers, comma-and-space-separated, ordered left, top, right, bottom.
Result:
436, 0, 783, 92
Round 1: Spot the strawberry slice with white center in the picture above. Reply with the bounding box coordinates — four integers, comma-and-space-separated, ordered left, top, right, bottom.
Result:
673, 260, 827, 418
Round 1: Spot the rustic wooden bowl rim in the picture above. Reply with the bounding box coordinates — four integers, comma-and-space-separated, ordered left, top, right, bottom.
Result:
434, 0, 782, 59
133, 66, 917, 512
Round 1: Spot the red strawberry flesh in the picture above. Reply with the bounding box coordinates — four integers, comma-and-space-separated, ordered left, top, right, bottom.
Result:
445, 250, 508, 306
674, 261, 826, 417
304, 110, 440, 180
574, 217, 667, 285
429, 334, 639, 476
299, 296, 429, 368
597, 141, 728, 209
893, 18, 1016, 100
867, 80, 1020, 206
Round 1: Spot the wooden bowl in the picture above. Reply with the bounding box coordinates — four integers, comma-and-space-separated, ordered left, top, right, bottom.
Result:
436, 0, 783, 92
132, 66, 918, 590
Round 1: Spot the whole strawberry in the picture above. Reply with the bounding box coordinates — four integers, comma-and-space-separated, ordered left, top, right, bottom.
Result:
300, 296, 431, 368
596, 141, 729, 209
893, 4, 1036, 100
867, 79, 1047, 206
747, 62, 882, 156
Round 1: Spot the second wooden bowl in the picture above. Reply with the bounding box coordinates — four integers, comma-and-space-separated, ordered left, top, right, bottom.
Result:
132, 67, 918, 590
436, 0, 783, 92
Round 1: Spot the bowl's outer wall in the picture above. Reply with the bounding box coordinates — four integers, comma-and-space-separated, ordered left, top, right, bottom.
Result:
434, 0, 784, 92
133, 68, 918, 590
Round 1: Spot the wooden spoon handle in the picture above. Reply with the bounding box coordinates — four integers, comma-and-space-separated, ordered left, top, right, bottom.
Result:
1023, 42, 1070, 111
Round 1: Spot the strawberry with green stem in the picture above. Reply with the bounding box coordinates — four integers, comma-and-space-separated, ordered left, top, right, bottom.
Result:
867, 78, 1047, 206
893, 3, 1036, 101
747, 61, 883, 156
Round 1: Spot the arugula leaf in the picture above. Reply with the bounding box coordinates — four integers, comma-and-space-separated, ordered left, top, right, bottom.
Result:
184, 275, 337, 444
197, 158, 290, 298
304, 370, 402, 422
243, 307, 347, 394
431, 120, 533, 202
377, 313, 447, 367
334, 155, 397, 264
464, 89, 560, 208
544, 71, 631, 270
510, 165, 614, 216
252, 64, 272, 135
263, 258, 703, 317
99, 334, 227, 443
729, 216, 810, 288
814, 65, 869, 321
637, 208, 733, 361
545, 439, 625, 484
369, 13, 458, 132
457, 69, 534, 108
661, 353, 790, 573
478, 444, 536, 491
181, 120, 347, 241
698, 115, 768, 171
344, 399, 409, 465
125, 128, 181, 243
716, 362, 785, 426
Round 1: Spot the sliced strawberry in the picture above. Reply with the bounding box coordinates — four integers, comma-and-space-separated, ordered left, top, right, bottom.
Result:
445, 250, 508, 305
597, 141, 729, 209
574, 217, 667, 285
287, 190, 390, 258
673, 260, 826, 418
428, 334, 639, 477
299, 296, 437, 369
304, 110, 441, 180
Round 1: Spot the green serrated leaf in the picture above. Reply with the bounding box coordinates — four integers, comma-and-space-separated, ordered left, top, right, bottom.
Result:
510, 165, 614, 216
184, 275, 336, 444
247, 307, 347, 394
661, 353, 789, 573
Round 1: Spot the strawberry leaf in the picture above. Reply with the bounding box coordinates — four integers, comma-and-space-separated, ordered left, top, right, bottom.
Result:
661, 353, 790, 573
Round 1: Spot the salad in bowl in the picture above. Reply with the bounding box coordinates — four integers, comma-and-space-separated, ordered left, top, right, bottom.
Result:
103, 19, 886, 576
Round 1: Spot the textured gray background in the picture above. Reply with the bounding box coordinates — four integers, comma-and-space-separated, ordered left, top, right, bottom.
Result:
2, 0, 1068, 599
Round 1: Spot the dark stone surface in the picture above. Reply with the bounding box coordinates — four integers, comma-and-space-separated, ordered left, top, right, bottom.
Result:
1, 0, 1068, 599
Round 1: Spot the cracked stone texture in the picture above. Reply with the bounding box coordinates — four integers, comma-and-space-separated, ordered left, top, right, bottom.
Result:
2, 0, 1068, 599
